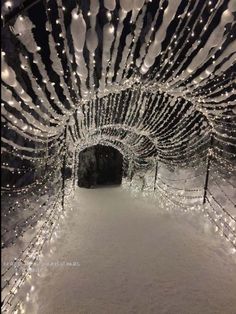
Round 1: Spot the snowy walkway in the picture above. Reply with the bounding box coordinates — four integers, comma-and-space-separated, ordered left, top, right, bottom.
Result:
31, 187, 236, 314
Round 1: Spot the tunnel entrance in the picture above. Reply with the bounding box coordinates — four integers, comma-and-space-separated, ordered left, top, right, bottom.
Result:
77, 145, 123, 188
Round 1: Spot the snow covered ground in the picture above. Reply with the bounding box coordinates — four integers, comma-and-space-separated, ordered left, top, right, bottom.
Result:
22, 187, 236, 314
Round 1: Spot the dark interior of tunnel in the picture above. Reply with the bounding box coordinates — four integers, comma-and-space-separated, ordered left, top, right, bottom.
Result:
77, 145, 123, 188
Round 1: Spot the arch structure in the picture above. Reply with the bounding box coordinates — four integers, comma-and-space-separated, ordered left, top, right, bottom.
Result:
1, 0, 236, 312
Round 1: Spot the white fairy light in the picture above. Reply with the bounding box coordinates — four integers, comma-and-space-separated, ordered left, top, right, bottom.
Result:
5, 1, 12, 8
107, 11, 112, 20
72, 12, 79, 20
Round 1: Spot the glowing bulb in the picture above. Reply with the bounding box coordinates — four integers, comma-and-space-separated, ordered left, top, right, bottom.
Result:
22, 125, 28, 131
109, 24, 114, 33
72, 12, 79, 19
5, 1, 12, 8
1, 68, 9, 79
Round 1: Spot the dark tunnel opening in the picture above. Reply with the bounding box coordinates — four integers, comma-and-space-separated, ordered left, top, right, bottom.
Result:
77, 145, 123, 188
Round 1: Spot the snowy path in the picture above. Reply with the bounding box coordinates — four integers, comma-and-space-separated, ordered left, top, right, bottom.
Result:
31, 187, 236, 314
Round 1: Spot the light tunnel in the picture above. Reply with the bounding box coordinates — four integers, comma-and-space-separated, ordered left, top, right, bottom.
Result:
1, 0, 236, 313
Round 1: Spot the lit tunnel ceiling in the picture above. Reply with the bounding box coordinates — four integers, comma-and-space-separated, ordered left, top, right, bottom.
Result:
1, 0, 236, 170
